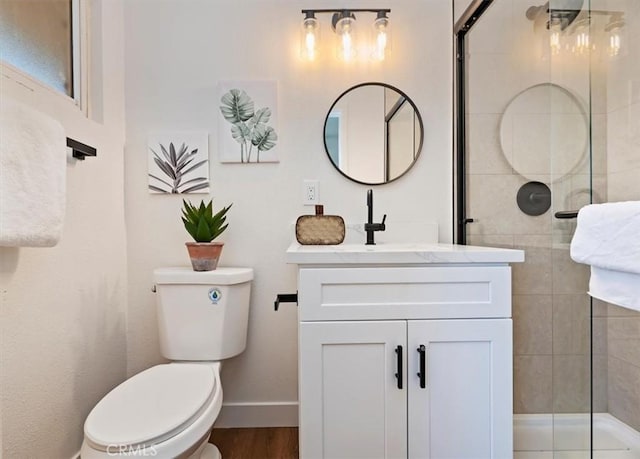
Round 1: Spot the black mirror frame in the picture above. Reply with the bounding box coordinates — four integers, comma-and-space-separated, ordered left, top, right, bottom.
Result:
323, 82, 424, 186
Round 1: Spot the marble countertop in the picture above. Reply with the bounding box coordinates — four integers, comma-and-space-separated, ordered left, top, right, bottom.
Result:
286, 242, 525, 265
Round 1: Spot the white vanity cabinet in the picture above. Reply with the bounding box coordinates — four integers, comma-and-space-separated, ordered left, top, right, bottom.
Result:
299, 320, 408, 458
287, 243, 524, 459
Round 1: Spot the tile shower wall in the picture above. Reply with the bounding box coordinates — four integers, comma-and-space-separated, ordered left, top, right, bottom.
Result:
462, 0, 606, 414
606, 304, 640, 431
598, 0, 640, 432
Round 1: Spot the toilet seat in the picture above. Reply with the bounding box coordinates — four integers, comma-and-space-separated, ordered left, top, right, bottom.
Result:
85, 363, 218, 451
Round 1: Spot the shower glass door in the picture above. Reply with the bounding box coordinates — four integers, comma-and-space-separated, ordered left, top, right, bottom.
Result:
548, 1, 595, 455
458, 0, 595, 456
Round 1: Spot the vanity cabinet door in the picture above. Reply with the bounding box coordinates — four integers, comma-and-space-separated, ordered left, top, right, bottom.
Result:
407, 319, 513, 459
299, 321, 407, 459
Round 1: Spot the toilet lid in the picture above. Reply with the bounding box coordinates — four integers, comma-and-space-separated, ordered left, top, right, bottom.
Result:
85, 364, 217, 449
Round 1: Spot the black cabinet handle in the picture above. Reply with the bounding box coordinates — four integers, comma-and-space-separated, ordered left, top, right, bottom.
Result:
417, 345, 426, 389
395, 345, 403, 389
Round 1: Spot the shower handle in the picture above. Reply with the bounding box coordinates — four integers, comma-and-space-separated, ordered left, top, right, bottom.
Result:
554, 210, 579, 219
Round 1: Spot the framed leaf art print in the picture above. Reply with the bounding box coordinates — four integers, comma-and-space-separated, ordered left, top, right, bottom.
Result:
218, 81, 279, 164
147, 131, 210, 194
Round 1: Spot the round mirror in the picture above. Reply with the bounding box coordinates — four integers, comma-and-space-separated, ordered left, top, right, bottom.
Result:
323, 82, 424, 185
499, 83, 588, 181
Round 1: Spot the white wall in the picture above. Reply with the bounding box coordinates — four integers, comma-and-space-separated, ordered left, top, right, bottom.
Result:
454, 0, 475, 23
124, 0, 452, 425
337, 85, 385, 182
0, 0, 127, 456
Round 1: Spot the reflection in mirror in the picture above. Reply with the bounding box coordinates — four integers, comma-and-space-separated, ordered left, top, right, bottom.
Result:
500, 83, 588, 181
324, 82, 423, 185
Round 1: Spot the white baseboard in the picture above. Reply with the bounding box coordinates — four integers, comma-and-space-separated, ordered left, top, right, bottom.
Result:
214, 401, 299, 428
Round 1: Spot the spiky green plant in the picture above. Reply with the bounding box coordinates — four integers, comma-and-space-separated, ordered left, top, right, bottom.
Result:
181, 199, 232, 243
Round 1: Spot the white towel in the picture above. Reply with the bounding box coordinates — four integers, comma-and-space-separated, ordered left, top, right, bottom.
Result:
589, 267, 640, 312
0, 97, 66, 247
570, 201, 640, 311
570, 201, 640, 274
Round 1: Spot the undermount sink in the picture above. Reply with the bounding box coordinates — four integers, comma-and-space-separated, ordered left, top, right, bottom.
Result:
286, 241, 524, 265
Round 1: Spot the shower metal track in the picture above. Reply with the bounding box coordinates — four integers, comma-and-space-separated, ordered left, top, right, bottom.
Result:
454, 0, 494, 244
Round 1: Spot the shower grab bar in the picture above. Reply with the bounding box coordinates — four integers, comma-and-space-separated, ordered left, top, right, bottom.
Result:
554, 210, 579, 219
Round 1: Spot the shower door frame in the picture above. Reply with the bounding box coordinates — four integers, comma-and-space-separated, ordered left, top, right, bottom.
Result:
453, 0, 495, 245
453, 0, 596, 456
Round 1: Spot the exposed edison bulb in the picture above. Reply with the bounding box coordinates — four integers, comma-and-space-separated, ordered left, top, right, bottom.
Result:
609, 32, 621, 56
575, 31, 589, 53
550, 31, 561, 55
606, 19, 625, 57
548, 19, 562, 56
341, 29, 354, 60
300, 13, 319, 61
371, 12, 390, 61
573, 19, 591, 55
335, 13, 356, 61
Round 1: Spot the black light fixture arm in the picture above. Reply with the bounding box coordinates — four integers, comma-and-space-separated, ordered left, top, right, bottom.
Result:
526, 1, 625, 31
302, 8, 391, 29
301, 8, 390, 15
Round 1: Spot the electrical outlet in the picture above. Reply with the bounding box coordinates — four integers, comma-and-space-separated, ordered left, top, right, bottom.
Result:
303, 180, 319, 205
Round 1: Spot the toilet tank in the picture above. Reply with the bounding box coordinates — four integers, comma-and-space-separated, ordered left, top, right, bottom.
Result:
153, 267, 253, 361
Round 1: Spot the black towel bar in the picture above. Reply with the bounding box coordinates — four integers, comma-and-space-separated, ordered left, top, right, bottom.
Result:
67, 137, 97, 160
274, 293, 298, 311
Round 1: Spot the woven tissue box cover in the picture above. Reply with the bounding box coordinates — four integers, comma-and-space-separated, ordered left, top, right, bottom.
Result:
295, 215, 345, 245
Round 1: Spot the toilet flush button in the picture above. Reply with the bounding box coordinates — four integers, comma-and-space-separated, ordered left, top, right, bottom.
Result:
208, 288, 222, 304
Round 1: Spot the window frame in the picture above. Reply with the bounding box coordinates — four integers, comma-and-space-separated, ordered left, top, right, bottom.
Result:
0, 0, 88, 115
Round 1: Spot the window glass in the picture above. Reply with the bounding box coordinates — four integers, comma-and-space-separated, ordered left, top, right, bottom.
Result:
0, 0, 74, 97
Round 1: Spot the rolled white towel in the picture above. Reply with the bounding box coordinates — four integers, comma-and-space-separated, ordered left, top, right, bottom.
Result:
570, 201, 640, 275
589, 267, 640, 312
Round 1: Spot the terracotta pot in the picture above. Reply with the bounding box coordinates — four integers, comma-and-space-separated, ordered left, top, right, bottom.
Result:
185, 242, 224, 271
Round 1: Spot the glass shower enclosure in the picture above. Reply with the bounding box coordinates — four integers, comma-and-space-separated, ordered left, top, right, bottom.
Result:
454, 0, 640, 457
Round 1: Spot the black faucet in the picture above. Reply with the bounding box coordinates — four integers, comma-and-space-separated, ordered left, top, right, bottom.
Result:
364, 189, 386, 245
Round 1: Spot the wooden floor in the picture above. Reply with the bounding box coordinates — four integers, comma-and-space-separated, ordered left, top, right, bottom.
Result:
209, 427, 299, 459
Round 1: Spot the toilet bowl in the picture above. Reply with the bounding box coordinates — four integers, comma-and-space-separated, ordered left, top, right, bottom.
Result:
81, 267, 252, 459
82, 362, 222, 459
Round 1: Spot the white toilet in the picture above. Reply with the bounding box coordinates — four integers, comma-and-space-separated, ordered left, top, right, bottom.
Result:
81, 266, 253, 459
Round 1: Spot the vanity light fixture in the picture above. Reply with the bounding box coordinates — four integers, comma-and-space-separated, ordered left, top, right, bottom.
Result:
333, 11, 357, 61
301, 11, 319, 61
526, 3, 625, 58
371, 11, 390, 61
300, 8, 391, 62
572, 18, 591, 55
548, 16, 563, 56
605, 15, 624, 57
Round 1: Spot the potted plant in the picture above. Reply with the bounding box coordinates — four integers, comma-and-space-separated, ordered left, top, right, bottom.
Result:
181, 199, 232, 271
